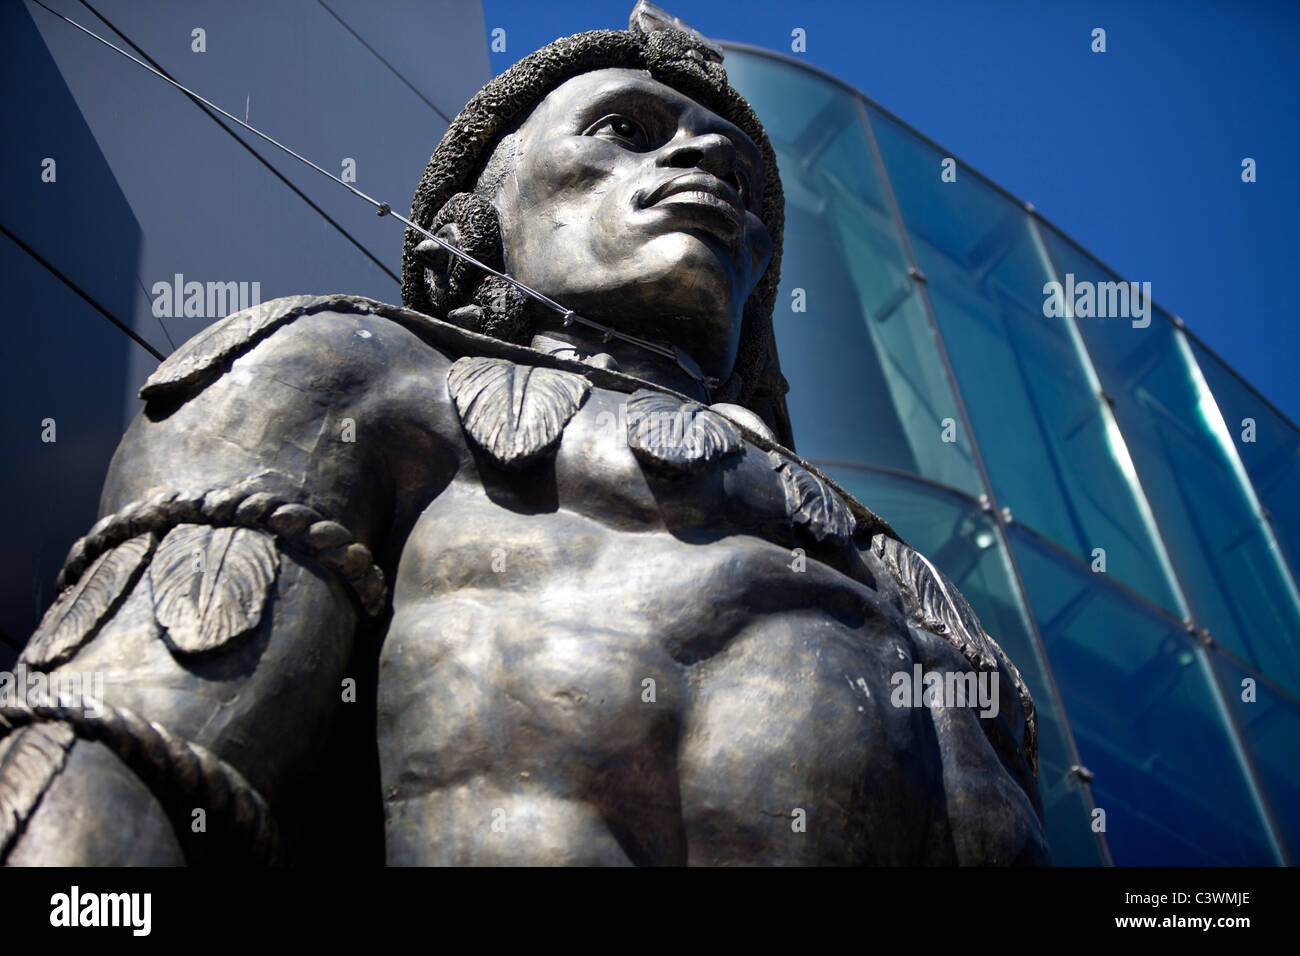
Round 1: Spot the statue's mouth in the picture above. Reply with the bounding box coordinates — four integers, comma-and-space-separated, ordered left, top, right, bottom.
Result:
637, 172, 746, 233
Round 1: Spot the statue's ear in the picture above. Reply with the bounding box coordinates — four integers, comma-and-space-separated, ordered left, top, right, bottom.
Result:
417, 192, 504, 315
415, 223, 461, 306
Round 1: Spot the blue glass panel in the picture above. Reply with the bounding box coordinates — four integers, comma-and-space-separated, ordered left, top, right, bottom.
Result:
866, 105, 1180, 616
1192, 340, 1300, 589
1209, 650, 1300, 860
725, 50, 983, 498
1010, 523, 1278, 864
1041, 226, 1300, 696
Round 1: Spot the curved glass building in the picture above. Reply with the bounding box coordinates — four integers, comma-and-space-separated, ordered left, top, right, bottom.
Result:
724, 43, 1300, 865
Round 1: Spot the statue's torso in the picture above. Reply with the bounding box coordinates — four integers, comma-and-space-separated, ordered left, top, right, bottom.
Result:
67, 299, 1041, 866
379, 379, 950, 865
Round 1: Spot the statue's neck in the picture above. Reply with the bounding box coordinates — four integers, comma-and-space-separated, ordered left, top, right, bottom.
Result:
529, 326, 709, 402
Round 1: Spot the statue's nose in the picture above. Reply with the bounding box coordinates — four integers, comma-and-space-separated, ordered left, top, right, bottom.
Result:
659, 131, 737, 179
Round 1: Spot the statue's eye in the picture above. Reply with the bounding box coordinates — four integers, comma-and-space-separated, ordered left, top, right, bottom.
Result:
587, 114, 648, 148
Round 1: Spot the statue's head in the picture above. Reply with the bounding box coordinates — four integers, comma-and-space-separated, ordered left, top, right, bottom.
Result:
401, 4, 791, 444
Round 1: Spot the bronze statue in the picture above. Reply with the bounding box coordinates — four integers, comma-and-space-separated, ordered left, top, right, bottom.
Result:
0, 4, 1047, 866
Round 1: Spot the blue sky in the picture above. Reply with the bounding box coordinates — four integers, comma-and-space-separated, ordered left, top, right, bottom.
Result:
483, 0, 1300, 423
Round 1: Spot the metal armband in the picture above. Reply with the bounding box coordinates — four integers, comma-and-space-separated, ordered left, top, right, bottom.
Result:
0, 483, 387, 865
24, 483, 387, 671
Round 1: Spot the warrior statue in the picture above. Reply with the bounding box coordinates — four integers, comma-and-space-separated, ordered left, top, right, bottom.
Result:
1, 4, 1047, 865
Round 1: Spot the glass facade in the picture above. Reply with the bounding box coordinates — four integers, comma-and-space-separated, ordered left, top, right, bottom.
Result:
725, 43, 1298, 864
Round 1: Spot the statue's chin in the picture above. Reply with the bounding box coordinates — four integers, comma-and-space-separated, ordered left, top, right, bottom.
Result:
577, 232, 742, 322
647, 222, 748, 276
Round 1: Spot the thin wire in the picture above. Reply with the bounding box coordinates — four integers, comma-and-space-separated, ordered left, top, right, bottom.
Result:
32, 0, 704, 381
137, 274, 176, 352
31, 2, 370, 212
1, 221, 166, 361
78, 0, 399, 286
315, 0, 453, 126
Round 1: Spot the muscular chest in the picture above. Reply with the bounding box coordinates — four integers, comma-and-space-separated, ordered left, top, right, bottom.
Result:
422, 356, 867, 581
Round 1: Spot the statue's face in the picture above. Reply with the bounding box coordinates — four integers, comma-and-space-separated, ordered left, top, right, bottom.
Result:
491, 67, 772, 380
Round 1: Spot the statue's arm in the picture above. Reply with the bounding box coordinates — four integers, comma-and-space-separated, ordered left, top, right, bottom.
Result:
2, 298, 457, 865
865, 533, 1049, 865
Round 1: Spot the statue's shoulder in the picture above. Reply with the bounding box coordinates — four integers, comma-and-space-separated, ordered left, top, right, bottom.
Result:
138, 294, 456, 408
